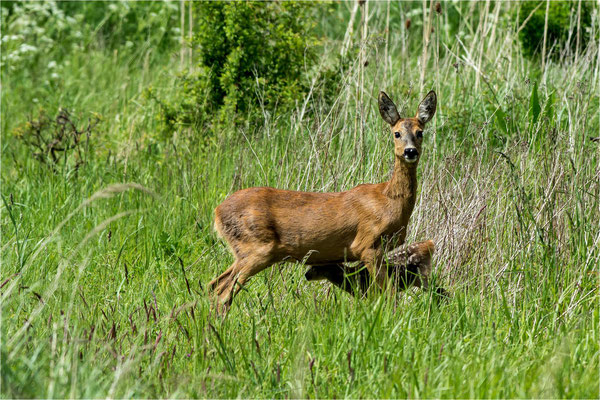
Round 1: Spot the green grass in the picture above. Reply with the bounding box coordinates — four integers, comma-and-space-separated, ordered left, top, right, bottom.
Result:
2, 2, 599, 398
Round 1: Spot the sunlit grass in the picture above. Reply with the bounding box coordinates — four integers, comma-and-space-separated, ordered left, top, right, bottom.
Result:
1, 2, 599, 398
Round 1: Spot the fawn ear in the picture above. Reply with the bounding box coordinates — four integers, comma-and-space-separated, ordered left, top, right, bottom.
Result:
417, 90, 437, 124
378, 91, 401, 126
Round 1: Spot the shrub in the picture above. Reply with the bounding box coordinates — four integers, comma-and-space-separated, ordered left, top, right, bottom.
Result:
56, 1, 179, 53
0, 1, 179, 73
12, 108, 101, 172
155, 1, 339, 133
518, 1, 593, 58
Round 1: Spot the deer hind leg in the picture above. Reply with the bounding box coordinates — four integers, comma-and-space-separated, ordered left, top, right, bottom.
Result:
211, 244, 275, 311
207, 260, 238, 314
209, 263, 236, 293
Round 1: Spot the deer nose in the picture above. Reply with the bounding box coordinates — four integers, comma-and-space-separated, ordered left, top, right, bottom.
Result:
404, 148, 419, 160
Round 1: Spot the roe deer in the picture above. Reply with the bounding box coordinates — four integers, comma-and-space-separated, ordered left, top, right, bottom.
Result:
209, 90, 437, 311
305, 240, 448, 298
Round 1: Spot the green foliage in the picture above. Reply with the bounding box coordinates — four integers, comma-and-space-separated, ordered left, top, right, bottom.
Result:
196, 1, 318, 119
518, 1, 593, 58
494, 107, 510, 137
529, 81, 541, 126
156, 1, 339, 132
2, 1, 600, 398
0, 1, 179, 73
56, 1, 180, 52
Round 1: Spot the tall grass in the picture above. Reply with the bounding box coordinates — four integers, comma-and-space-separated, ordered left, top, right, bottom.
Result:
1, 1, 599, 398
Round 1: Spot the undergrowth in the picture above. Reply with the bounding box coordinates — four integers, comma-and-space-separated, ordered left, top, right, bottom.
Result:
1, 1, 599, 398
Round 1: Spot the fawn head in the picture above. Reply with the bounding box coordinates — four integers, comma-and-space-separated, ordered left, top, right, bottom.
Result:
378, 90, 437, 164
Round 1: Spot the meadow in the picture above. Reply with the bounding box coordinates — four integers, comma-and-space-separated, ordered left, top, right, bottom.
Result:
1, 1, 599, 398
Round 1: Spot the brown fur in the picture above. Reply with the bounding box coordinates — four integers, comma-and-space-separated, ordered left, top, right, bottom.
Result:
304, 240, 447, 297
209, 91, 437, 311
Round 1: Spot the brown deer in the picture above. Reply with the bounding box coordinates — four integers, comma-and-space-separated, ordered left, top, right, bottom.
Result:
209, 90, 437, 311
304, 240, 448, 298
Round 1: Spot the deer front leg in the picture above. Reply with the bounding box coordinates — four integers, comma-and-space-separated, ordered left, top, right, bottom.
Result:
360, 247, 387, 290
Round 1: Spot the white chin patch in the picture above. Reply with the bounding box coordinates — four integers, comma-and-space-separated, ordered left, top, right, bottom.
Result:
404, 156, 418, 163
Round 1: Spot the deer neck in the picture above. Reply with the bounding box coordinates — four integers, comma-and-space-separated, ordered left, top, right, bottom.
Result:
383, 156, 418, 200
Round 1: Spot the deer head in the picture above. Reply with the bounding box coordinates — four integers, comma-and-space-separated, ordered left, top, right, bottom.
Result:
378, 90, 437, 164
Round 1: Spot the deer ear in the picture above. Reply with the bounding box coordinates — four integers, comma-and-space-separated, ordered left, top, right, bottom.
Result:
417, 90, 437, 124
378, 91, 400, 126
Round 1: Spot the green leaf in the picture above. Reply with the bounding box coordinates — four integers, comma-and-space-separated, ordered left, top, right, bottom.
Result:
529, 81, 541, 125
495, 107, 508, 135
543, 90, 555, 122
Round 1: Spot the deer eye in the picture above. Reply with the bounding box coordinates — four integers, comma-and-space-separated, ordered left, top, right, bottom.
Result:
416, 130, 423, 139
394, 132, 401, 139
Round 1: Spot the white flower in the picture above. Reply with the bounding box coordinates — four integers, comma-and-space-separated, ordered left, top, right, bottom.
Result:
19, 43, 37, 53
51, 72, 59, 79
48, 60, 57, 69
40, 36, 54, 45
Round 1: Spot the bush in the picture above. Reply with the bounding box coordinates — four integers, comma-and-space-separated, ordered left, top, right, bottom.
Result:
0, 1, 179, 73
518, 1, 592, 58
56, 1, 179, 53
12, 108, 101, 173
155, 1, 339, 133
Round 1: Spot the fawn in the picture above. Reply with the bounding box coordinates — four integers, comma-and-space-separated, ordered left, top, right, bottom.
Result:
209, 90, 437, 311
305, 240, 448, 298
